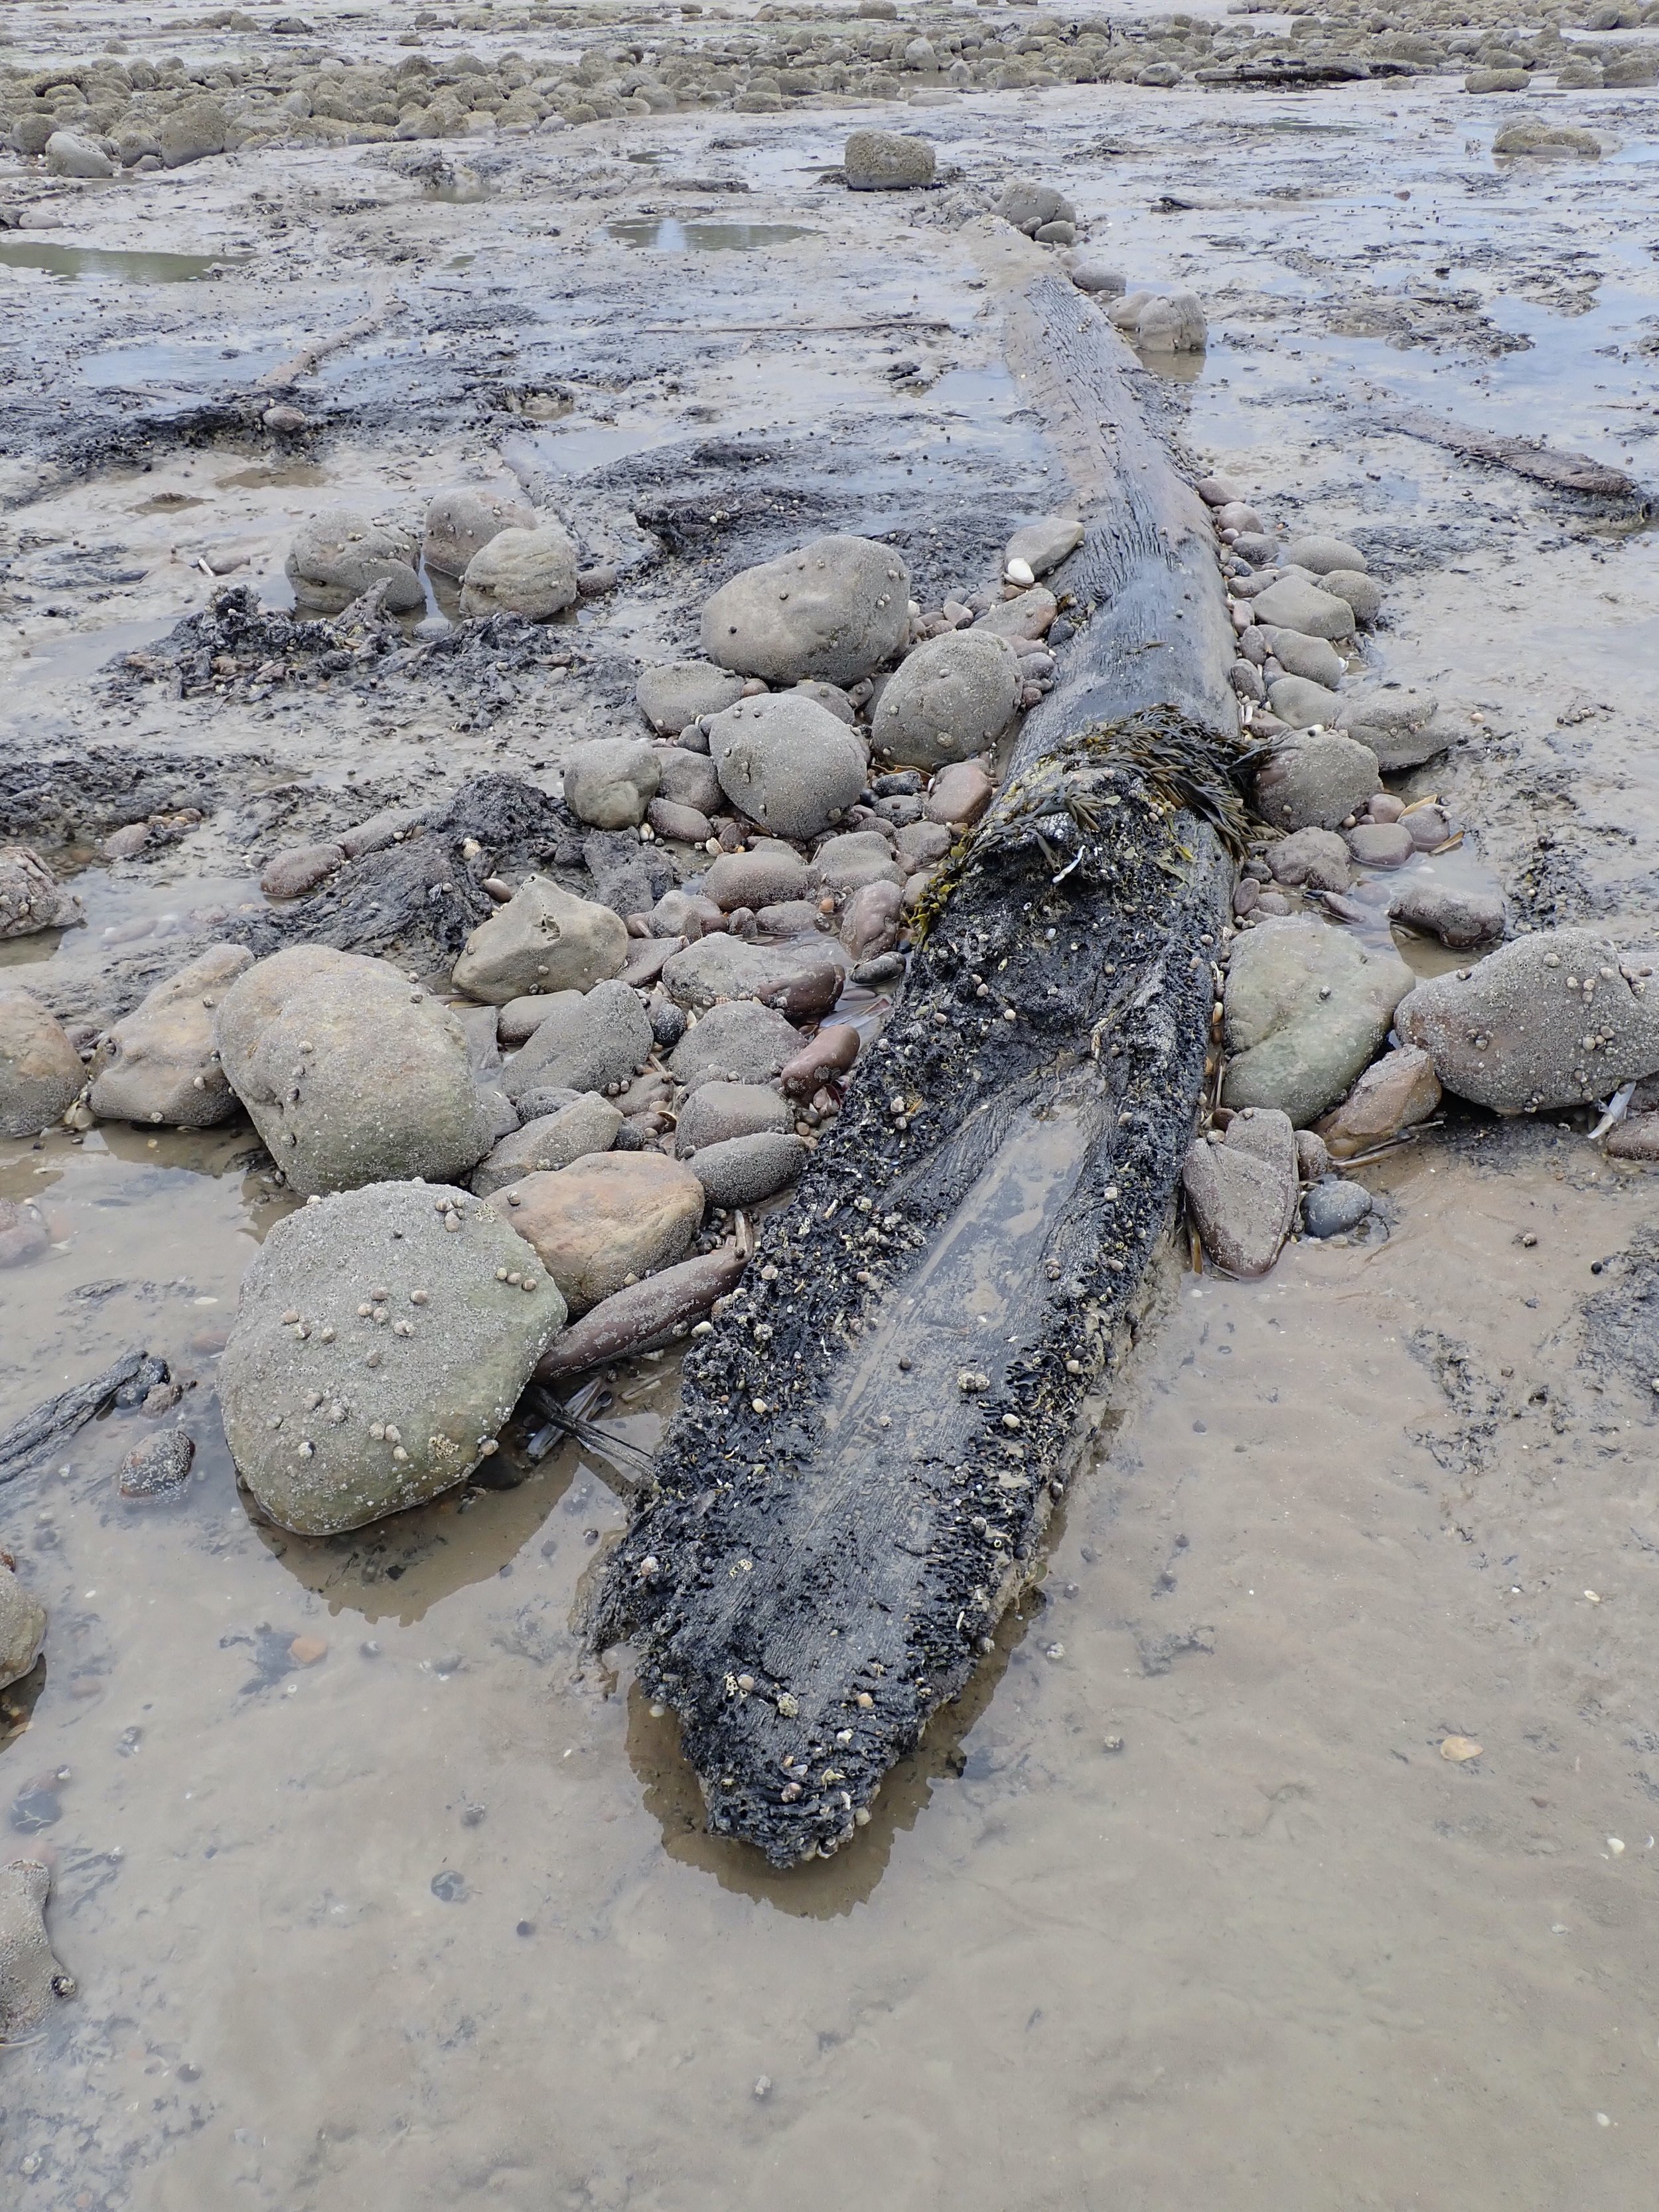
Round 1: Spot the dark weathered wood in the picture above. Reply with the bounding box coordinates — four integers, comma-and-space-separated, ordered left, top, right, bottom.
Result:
591, 271, 1239, 1866
1358, 389, 1648, 504
0, 1351, 162, 1484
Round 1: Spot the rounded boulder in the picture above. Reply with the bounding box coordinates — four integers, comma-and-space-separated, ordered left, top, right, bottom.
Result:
873, 630, 1023, 769
707, 694, 869, 840
701, 534, 911, 688
459, 524, 579, 620
286, 509, 423, 615
485, 1151, 705, 1313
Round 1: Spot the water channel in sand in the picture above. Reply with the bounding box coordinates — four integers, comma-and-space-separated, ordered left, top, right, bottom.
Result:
3, 10, 1659, 2207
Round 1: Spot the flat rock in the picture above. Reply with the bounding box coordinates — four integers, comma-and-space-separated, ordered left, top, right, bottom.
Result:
1254, 731, 1381, 834
1336, 689, 1444, 773
872, 630, 1023, 769
707, 694, 868, 841
1223, 915, 1413, 1126
0, 1561, 46, 1690
701, 534, 910, 688
974, 587, 1056, 643
1182, 1107, 1298, 1276
486, 1152, 704, 1313
1396, 928, 1659, 1113
470, 1094, 622, 1193
1388, 876, 1505, 948
459, 524, 578, 620
0, 987, 85, 1139
219, 1179, 563, 1534
423, 486, 532, 580
216, 947, 496, 1195
637, 662, 747, 735
563, 737, 662, 830
502, 980, 652, 1102
453, 877, 627, 1003
1064, 254, 1127, 296
662, 936, 842, 1021
90, 943, 253, 1128
649, 798, 713, 845
1319, 1045, 1441, 1158
285, 509, 422, 615
117, 1431, 195, 1499
1005, 516, 1084, 579
897, 818, 954, 869
669, 999, 802, 1092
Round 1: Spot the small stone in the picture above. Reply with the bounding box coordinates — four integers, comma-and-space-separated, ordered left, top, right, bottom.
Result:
1183, 1108, 1299, 1276
1319, 1047, 1441, 1158
1301, 1177, 1374, 1238
116, 1432, 195, 1499
484, 1152, 705, 1315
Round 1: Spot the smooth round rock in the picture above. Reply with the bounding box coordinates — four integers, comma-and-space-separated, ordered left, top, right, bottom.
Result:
459, 525, 578, 619
707, 694, 869, 840
1282, 535, 1367, 576
219, 1179, 565, 1534
286, 510, 423, 615
90, 943, 254, 1128
701, 535, 911, 688
486, 1152, 704, 1313
873, 629, 1023, 769
423, 487, 533, 581
1301, 1177, 1374, 1238
563, 737, 662, 831
638, 662, 746, 736
676, 1080, 792, 1155
453, 879, 628, 1005
0, 987, 85, 1139
687, 1130, 807, 1207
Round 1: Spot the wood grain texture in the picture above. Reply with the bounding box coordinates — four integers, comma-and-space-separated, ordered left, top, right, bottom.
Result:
591, 268, 1238, 1866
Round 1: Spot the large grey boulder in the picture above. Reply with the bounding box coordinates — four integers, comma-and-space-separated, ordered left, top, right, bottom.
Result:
1222, 915, 1413, 1126
452, 877, 627, 1004
845, 128, 935, 188
1388, 875, 1504, 949
637, 662, 746, 735
1254, 731, 1380, 833
286, 509, 423, 615
422, 486, 534, 579
459, 524, 578, 619
216, 947, 497, 1195
1249, 573, 1356, 641
1108, 289, 1208, 352
1282, 535, 1367, 576
662, 935, 843, 1021
0, 847, 82, 938
701, 535, 911, 687
669, 999, 802, 1091
707, 694, 868, 841
502, 979, 652, 1102
562, 737, 662, 830
470, 1093, 622, 1194
218, 1179, 563, 1536
871, 630, 1023, 769
1183, 1108, 1299, 1277
0, 988, 84, 1138
0, 1561, 46, 1691
158, 94, 226, 167
1267, 827, 1350, 891
1396, 929, 1659, 1114
46, 129, 113, 178
89, 944, 253, 1128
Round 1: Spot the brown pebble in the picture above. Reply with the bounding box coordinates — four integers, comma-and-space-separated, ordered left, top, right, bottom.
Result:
289, 1637, 328, 1666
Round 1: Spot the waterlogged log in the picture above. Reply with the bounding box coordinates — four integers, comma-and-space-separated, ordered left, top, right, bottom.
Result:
591, 270, 1240, 1866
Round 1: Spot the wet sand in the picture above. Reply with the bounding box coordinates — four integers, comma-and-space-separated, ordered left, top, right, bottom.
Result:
4, 7, 1659, 2205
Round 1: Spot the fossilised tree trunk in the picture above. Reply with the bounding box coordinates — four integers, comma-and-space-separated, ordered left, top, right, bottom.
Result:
591, 270, 1242, 1866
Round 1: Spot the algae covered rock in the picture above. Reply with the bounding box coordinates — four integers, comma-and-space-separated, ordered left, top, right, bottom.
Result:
219, 1179, 563, 1535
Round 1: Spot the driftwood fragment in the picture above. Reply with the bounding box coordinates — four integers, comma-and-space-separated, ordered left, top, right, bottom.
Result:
0, 1350, 165, 1485
1364, 394, 1648, 504
593, 271, 1240, 1866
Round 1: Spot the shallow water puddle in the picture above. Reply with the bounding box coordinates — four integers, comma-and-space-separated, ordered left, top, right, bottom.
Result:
0, 240, 249, 283
80, 337, 293, 391
605, 215, 818, 251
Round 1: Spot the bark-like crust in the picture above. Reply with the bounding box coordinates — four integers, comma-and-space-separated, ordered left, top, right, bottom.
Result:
593, 272, 1242, 1865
